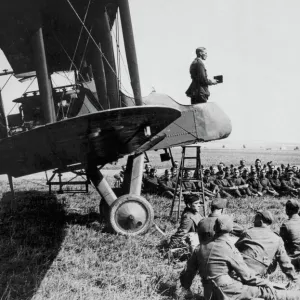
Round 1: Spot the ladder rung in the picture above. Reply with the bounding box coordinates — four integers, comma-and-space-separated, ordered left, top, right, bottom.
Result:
184, 157, 198, 159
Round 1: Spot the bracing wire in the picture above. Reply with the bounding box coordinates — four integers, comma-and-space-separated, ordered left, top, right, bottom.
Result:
0, 74, 13, 91
66, 0, 118, 79
69, 0, 92, 73
108, 8, 134, 98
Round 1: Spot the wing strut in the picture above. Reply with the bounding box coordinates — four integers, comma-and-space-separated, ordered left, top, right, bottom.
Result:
118, 0, 142, 106
31, 26, 56, 124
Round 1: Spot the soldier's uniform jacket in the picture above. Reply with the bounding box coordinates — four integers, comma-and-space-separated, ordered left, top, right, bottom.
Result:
230, 176, 246, 187
281, 179, 297, 192
292, 177, 300, 188
169, 208, 203, 248
247, 178, 263, 193
235, 227, 298, 281
182, 180, 196, 191
280, 214, 300, 257
214, 178, 233, 191
143, 176, 159, 193
198, 212, 244, 244
260, 178, 272, 191
180, 236, 268, 300
269, 178, 282, 191
159, 178, 175, 192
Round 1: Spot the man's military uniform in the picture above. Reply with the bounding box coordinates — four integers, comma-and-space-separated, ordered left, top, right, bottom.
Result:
198, 198, 244, 243
182, 180, 196, 192
280, 200, 300, 270
269, 176, 283, 194
159, 178, 175, 199
260, 177, 278, 195
169, 207, 203, 250
214, 177, 243, 198
281, 178, 300, 197
247, 177, 263, 194
142, 176, 159, 194
186, 57, 212, 104
235, 211, 298, 282
230, 176, 252, 196
180, 215, 300, 300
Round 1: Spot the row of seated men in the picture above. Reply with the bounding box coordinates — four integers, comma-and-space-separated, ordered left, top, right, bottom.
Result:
171, 195, 300, 299
141, 161, 300, 199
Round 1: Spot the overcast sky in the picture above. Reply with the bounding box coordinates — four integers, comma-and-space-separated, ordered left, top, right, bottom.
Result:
0, 0, 300, 143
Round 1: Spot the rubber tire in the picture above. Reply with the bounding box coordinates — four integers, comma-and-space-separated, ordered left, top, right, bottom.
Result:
109, 194, 154, 236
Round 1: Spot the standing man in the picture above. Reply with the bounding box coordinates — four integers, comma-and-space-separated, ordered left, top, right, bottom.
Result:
186, 47, 218, 104
280, 200, 300, 271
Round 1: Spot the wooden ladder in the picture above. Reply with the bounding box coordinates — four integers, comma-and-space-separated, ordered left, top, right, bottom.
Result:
169, 146, 207, 220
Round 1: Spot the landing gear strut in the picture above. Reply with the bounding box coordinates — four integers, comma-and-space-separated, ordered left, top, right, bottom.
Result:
87, 153, 153, 236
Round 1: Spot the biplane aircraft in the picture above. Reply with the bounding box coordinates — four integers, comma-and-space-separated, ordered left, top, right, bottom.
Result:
0, 0, 231, 236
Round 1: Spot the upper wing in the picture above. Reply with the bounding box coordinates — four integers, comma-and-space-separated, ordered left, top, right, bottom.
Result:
0, 105, 181, 177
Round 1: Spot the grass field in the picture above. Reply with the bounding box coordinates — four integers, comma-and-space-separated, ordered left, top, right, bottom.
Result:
103, 148, 300, 170
0, 149, 299, 299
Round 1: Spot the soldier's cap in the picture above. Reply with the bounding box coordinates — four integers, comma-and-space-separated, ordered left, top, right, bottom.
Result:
287, 168, 294, 174
211, 198, 227, 209
204, 169, 210, 174
150, 168, 157, 172
273, 170, 278, 175
286, 199, 300, 210
215, 215, 233, 234
255, 158, 261, 163
196, 47, 206, 53
184, 194, 200, 204
145, 163, 151, 168
250, 171, 257, 176
256, 210, 274, 225
217, 171, 224, 176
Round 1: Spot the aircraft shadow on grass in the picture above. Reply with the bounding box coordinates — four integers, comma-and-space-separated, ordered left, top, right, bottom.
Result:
0, 190, 104, 299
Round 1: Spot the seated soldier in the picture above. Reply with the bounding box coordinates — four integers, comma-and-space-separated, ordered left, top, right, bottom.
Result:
235, 210, 299, 283
214, 171, 243, 198
194, 168, 220, 198
281, 168, 300, 197
255, 158, 262, 174
241, 168, 249, 181
238, 159, 246, 172
203, 169, 215, 185
198, 198, 244, 244
280, 200, 300, 271
170, 166, 178, 184
218, 162, 225, 172
142, 168, 159, 194
209, 165, 219, 181
223, 166, 231, 179
159, 169, 176, 199
269, 170, 283, 195
260, 169, 279, 196
266, 162, 275, 179
113, 165, 126, 188
247, 171, 263, 197
182, 170, 197, 192
169, 194, 203, 252
179, 215, 300, 300
230, 169, 252, 196
143, 163, 151, 180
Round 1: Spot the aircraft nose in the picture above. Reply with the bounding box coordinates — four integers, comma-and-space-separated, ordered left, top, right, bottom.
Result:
193, 102, 232, 141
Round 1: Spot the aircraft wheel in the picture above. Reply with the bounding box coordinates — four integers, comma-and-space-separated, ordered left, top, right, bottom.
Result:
109, 194, 154, 236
